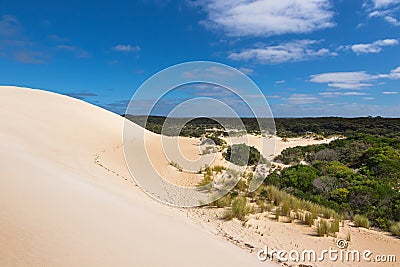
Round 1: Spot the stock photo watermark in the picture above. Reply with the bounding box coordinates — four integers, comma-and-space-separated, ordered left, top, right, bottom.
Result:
257, 239, 397, 264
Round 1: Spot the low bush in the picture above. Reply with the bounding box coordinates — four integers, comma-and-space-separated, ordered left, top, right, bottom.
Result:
230, 197, 253, 221
389, 222, 400, 237
354, 214, 370, 229
318, 220, 329, 237
224, 143, 267, 166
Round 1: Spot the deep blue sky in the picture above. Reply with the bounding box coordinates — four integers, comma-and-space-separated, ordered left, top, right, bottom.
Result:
1, 0, 400, 117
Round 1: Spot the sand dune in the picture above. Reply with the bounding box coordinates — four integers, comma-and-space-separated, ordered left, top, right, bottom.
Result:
0, 86, 271, 266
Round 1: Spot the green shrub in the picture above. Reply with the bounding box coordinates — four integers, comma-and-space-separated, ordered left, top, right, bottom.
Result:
224, 143, 267, 166
389, 222, 400, 237
213, 165, 226, 173
197, 171, 213, 190
282, 199, 291, 216
354, 214, 370, 229
170, 161, 182, 172
330, 218, 340, 234
318, 220, 329, 237
231, 197, 252, 221
212, 194, 232, 208
305, 212, 316, 227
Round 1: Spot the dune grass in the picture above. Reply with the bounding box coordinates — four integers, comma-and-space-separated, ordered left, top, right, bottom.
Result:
223, 196, 254, 221
389, 222, 400, 237
354, 214, 370, 229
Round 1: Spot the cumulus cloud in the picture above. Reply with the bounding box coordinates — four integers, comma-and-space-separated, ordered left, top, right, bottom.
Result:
228, 40, 336, 64
344, 38, 399, 54
310, 66, 400, 89
378, 66, 400, 79
113, 44, 141, 52
366, 0, 400, 26
310, 71, 377, 89
191, 0, 335, 37
370, 0, 400, 8
384, 15, 400, 25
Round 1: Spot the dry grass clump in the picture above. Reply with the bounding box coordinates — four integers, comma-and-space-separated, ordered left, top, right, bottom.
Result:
223, 196, 254, 221
353, 214, 370, 229
389, 222, 400, 237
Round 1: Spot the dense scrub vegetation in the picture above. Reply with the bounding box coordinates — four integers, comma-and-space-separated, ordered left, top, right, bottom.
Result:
125, 115, 400, 138
270, 134, 400, 233
223, 144, 267, 166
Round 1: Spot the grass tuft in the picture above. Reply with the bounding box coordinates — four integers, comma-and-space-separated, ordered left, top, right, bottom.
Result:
354, 214, 370, 229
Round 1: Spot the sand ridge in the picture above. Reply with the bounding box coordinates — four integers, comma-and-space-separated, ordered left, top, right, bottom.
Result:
0, 86, 271, 267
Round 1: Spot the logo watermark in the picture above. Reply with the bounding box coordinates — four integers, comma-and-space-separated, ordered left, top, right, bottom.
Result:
257, 239, 396, 264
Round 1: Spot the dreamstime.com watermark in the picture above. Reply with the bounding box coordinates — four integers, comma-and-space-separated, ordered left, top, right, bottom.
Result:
257, 239, 397, 264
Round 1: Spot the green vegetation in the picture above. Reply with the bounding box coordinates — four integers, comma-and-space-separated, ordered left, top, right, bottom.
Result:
226, 196, 253, 220
197, 166, 214, 190
223, 144, 267, 166
169, 161, 182, 172
354, 215, 370, 229
269, 134, 400, 232
125, 115, 400, 138
317, 219, 340, 237
204, 134, 226, 146
389, 222, 400, 237
317, 220, 329, 237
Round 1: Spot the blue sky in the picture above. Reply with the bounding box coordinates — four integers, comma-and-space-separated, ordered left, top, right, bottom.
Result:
1, 0, 400, 117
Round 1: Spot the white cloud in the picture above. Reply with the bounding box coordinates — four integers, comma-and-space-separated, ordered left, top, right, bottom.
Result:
191, 0, 335, 37
319, 91, 367, 97
347, 38, 399, 54
310, 66, 400, 90
371, 0, 400, 8
274, 80, 286, 84
384, 15, 400, 25
182, 66, 237, 79
265, 95, 282, 99
238, 67, 254, 75
382, 91, 399, 94
366, 1, 400, 26
378, 66, 400, 79
228, 39, 336, 64
113, 44, 141, 52
287, 94, 320, 105
310, 71, 377, 89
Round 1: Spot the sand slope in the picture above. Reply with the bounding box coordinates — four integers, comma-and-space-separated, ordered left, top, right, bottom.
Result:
0, 86, 270, 266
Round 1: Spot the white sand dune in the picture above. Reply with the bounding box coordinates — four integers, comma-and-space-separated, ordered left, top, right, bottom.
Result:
0, 86, 272, 266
